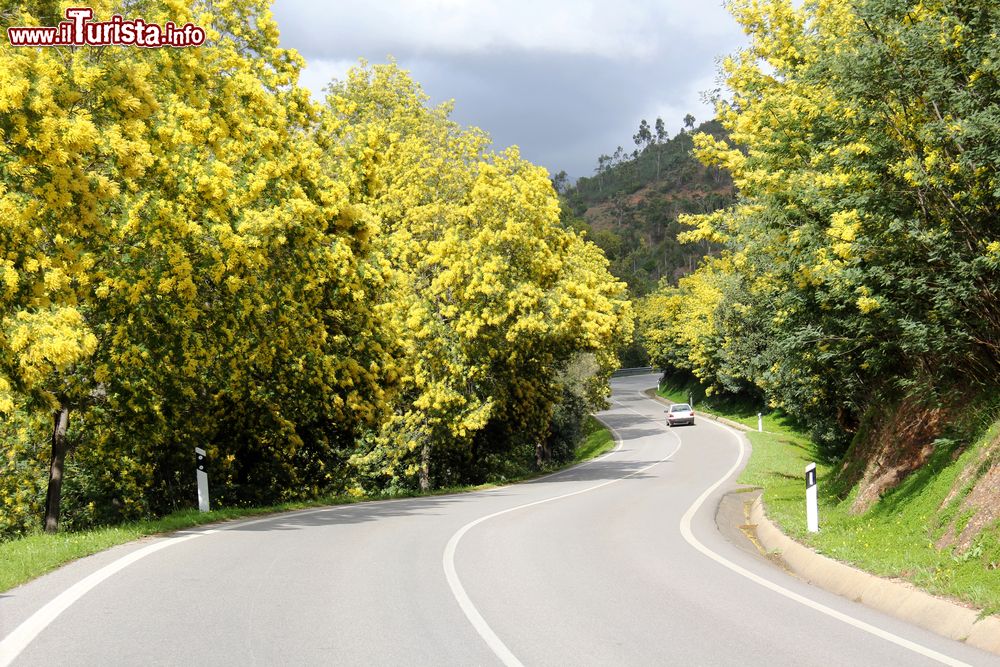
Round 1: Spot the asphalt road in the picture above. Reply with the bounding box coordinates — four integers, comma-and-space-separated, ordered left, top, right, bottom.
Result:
2, 373, 999, 666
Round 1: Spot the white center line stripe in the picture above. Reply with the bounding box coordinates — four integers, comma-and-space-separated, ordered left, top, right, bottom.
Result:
443, 403, 680, 666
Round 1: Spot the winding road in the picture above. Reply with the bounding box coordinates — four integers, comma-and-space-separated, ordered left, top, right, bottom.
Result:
2, 373, 998, 666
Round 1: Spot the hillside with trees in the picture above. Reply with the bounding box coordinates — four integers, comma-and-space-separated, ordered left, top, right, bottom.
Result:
559, 118, 734, 299
555, 118, 735, 365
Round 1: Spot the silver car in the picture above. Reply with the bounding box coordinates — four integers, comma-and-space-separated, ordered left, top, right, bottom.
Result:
666, 403, 695, 426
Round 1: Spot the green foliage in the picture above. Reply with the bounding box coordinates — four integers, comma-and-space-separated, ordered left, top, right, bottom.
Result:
0, 410, 48, 538
323, 62, 631, 494
639, 0, 1000, 456
546, 386, 589, 465
559, 119, 735, 366
561, 120, 734, 299
1, 0, 405, 535
566, 120, 730, 213
0, 26, 628, 535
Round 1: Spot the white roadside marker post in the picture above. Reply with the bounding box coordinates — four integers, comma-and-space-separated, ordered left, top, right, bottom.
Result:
757, 412, 763, 432
195, 447, 210, 512
805, 462, 818, 532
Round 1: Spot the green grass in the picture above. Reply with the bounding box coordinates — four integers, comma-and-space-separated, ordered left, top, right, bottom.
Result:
733, 411, 1000, 616
574, 415, 616, 462
0, 419, 615, 593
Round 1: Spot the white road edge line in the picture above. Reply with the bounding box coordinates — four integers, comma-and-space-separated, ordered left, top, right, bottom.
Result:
0, 501, 403, 667
664, 397, 973, 667
443, 401, 681, 667
0, 535, 198, 666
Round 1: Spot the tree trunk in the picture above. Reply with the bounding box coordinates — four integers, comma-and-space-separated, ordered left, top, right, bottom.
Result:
419, 443, 430, 492
44, 405, 70, 534
535, 441, 551, 469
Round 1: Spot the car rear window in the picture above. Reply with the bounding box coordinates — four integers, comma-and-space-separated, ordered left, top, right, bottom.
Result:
672, 404, 690, 411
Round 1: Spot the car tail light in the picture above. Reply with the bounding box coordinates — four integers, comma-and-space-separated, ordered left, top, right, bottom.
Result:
668, 413, 674, 418
691, 411, 695, 416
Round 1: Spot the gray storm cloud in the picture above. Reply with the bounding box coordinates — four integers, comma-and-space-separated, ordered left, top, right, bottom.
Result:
271, 0, 746, 179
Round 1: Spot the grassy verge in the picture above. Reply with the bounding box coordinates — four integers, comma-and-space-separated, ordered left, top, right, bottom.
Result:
742, 426, 1000, 615
0, 418, 615, 593
574, 415, 616, 462
665, 371, 1000, 615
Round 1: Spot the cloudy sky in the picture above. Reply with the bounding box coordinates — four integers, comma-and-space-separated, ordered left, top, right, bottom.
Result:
270, 1, 747, 180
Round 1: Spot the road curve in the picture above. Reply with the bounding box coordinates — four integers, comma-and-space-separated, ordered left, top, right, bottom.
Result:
2, 373, 998, 666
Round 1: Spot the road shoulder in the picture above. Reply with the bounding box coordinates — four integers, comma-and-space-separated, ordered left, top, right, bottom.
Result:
646, 383, 1000, 656
746, 496, 1000, 655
